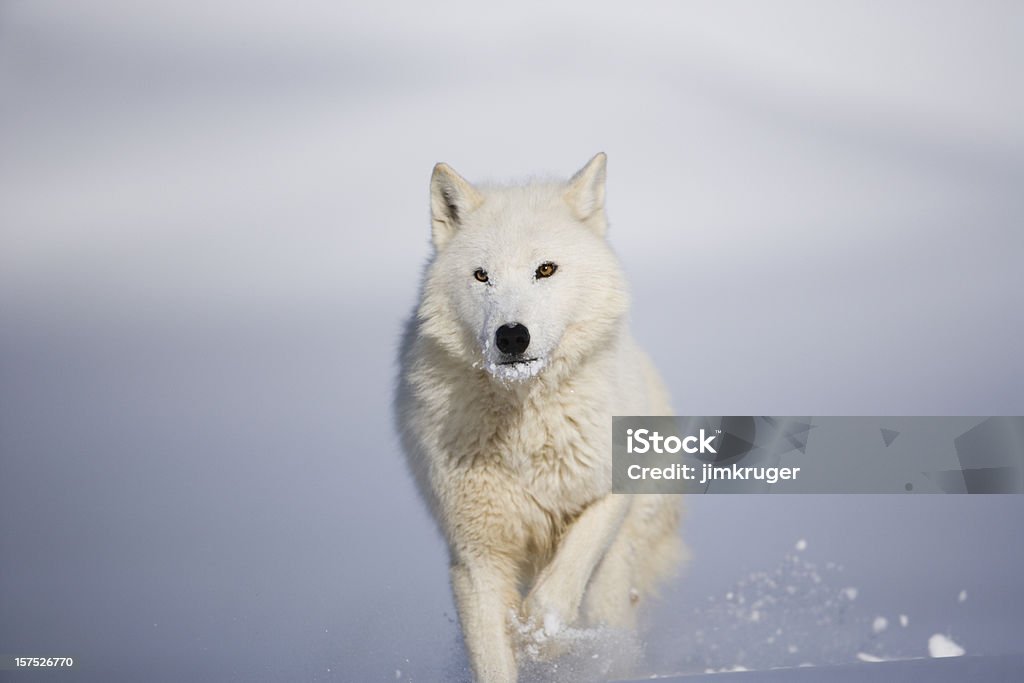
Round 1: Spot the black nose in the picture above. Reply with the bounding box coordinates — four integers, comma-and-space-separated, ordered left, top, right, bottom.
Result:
495, 323, 530, 356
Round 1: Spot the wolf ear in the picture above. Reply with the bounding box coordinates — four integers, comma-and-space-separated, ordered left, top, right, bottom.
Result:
430, 163, 483, 249
564, 152, 608, 234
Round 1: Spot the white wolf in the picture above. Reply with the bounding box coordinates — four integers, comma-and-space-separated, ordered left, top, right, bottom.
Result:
395, 154, 682, 682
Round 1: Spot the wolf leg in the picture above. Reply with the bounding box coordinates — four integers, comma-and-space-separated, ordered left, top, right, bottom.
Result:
581, 527, 639, 629
451, 560, 520, 683
583, 494, 683, 627
522, 494, 631, 631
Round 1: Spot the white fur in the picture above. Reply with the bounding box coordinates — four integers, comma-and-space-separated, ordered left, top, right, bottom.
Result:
396, 154, 683, 682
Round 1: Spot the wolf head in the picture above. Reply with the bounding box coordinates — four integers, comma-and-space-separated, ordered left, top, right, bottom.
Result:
418, 153, 629, 384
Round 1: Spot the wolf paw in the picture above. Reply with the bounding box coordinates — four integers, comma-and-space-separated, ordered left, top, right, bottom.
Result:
522, 583, 579, 638
511, 609, 574, 662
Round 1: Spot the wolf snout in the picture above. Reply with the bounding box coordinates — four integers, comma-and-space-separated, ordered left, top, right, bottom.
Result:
495, 323, 530, 356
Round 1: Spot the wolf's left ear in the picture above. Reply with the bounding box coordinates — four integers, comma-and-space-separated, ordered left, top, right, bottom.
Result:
564, 152, 608, 235
430, 163, 483, 249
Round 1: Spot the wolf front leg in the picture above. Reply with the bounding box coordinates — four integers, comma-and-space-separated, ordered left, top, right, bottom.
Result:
523, 493, 632, 632
584, 494, 683, 628
450, 559, 520, 683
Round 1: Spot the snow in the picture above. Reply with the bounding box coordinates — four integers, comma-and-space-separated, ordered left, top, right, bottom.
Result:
488, 357, 548, 383
900, 614, 910, 628
928, 633, 966, 658
704, 665, 750, 674
543, 612, 563, 637
872, 616, 888, 634
795, 539, 808, 552
856, 652, 885, 662
958, 589, 968, 603
842, 587, 859, 601
663, 550, 893, 673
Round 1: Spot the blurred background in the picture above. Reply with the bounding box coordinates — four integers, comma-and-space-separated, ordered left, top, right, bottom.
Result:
1, 1, 1022, 681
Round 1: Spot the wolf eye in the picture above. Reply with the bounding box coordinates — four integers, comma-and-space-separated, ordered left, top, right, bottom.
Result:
535, 262, 558, 279
473, 268, 489, 283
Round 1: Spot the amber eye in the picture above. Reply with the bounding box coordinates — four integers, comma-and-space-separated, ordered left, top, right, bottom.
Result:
535, 262, 558, 279
473, 268, 489, 283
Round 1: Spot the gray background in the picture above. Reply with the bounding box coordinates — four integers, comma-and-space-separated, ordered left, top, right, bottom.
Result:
1, 1, 1022, 681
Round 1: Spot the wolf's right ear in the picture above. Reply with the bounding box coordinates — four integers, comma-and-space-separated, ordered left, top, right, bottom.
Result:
430, 163, 483, 249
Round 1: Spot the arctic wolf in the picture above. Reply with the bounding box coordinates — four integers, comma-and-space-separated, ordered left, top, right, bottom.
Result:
395, 154, 682, 682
